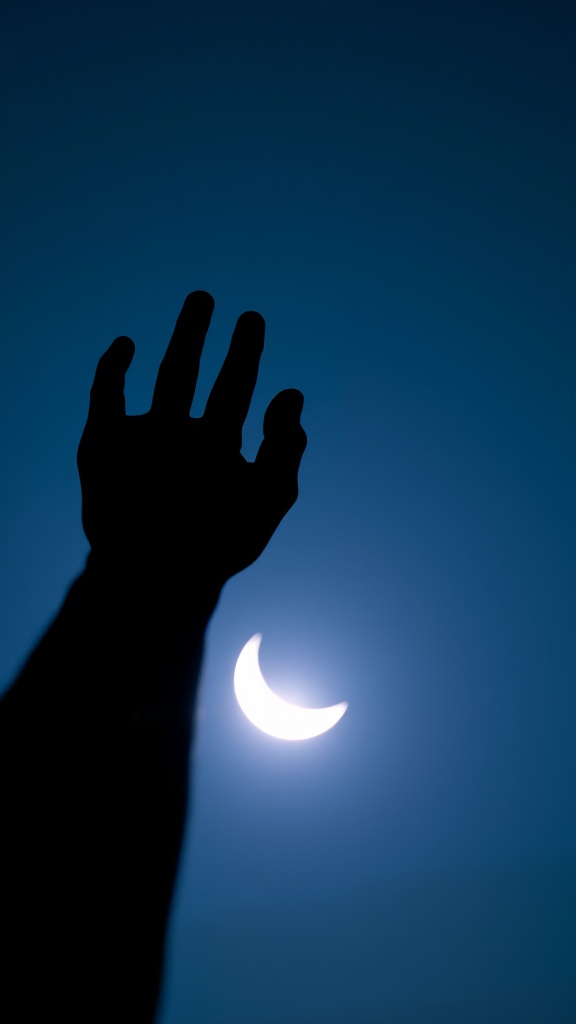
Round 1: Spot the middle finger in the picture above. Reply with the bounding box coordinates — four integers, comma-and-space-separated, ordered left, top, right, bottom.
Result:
202, 310, 265, 441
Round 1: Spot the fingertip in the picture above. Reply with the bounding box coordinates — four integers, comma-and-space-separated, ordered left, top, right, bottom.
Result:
237, 310, 265, 329
111, 335, 135, 370
235, 310, 266, 350
263, 389, 306, 440
113, 335, 134, 352
183, 290, 215, 313
267, 388, 304, 422
280, 388, 304, 414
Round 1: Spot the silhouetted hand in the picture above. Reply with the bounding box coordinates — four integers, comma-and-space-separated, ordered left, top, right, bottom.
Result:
77, 290, 307, 602
0, 290, 306, 1024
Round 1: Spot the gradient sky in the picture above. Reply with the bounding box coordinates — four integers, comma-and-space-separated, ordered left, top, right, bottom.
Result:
1, 2, 574, 1021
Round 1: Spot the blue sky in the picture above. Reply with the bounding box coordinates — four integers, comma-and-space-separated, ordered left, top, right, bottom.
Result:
1, 2, 574, 1021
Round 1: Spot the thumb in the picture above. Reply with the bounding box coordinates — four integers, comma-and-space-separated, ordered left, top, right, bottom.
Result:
86, 336, 135, 426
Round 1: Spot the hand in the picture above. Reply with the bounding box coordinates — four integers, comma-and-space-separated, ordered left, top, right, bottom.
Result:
77, 291, 307, 603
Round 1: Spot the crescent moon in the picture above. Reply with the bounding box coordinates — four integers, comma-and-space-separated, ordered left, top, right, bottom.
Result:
234, 633, 348, 741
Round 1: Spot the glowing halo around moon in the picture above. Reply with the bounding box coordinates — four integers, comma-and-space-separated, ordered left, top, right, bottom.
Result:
234, 633, 348, 741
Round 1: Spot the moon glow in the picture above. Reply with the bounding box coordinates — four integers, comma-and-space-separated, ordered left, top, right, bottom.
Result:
234, 634, 348, 741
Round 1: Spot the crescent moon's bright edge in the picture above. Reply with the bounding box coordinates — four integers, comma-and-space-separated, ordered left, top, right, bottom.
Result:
234, 634, 348, 741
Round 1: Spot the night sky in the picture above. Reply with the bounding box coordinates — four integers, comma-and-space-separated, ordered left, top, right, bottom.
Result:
1, 2, 574, 1022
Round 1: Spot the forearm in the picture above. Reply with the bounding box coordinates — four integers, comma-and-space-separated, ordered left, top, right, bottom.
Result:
0, 288, 306, 1022
0, 557, 218, 1022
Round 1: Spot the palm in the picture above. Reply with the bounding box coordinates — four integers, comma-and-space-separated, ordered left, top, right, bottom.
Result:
77, 292, 306, 592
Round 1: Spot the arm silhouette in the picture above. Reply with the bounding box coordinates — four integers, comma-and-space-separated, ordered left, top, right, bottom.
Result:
0, 291, 306, 1023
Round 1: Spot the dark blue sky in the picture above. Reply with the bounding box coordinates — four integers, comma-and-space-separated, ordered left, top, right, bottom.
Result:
1, 2, 574, 1021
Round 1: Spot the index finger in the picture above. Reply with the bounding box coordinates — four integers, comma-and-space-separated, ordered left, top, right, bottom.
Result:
151, 290, 215, 417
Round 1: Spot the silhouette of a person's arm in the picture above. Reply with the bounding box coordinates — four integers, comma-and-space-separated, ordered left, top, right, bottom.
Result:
0, 291, 306, 1022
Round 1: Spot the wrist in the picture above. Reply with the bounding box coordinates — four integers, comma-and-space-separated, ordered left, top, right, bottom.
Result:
82, 549, 222, 630
14, 553, 220, 721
